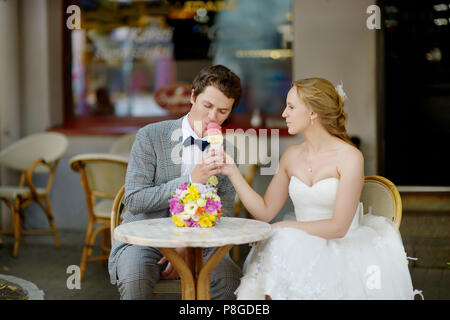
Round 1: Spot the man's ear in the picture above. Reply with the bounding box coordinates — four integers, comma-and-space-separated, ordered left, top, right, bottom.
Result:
190, 89, 196, 105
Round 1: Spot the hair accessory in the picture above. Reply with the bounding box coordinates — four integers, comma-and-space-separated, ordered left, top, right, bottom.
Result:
335, 80, 348, 101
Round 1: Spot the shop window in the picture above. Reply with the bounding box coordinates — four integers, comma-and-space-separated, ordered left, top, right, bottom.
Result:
62, 0, 292, 133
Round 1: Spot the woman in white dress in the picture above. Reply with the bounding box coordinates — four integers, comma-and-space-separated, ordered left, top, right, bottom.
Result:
218, 78, 420, 300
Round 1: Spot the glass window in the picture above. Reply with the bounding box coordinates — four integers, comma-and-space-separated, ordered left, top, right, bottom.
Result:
63, 0, 292, 125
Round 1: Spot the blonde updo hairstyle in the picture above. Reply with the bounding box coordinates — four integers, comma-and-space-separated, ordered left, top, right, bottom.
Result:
292, 77, 353, 146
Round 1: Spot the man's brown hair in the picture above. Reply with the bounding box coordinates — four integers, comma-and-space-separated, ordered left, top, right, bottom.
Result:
192, 65, 242, 110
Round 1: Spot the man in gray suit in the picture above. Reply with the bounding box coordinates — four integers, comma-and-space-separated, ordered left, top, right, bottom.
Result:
108, 65, 243, 299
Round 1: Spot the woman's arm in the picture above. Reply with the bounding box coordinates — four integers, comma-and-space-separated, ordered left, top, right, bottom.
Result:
273, 147, 364, 239
220, 146, 293, 222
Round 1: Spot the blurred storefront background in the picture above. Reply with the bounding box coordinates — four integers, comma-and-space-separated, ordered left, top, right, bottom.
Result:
66, 0, 292, 119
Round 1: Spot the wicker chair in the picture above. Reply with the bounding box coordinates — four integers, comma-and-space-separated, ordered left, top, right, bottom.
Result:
0, 132, 68, 257
111, 185, 181, 295
360, 175, 402, 229
281, 175, 403, 230
70, 153, 128, 280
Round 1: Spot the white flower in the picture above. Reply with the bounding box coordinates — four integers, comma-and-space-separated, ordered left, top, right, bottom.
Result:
184, 202, 199, 216
178, 213, 192, 220
210, 194, 220, 202
335, 80, 348, 101
180, 190, 189, 199
196, 198, 206, 207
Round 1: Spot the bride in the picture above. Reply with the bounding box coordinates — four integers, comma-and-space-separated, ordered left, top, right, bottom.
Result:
217, 77, 419, 300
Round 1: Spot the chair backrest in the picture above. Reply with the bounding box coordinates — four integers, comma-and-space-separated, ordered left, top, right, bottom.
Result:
360, 175, 402, 229
111, 185, 126, 245
70, 153, 128, 198
108, 132, 136, 156
0, 132, 68, 173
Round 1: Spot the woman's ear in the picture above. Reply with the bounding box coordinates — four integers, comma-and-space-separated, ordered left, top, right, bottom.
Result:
310, 111, 318, 121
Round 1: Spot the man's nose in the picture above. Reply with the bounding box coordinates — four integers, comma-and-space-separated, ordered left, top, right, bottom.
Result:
208, 109, 218, 121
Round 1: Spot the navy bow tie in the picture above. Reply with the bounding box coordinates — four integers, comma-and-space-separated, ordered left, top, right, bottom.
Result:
183, 136, 210, 151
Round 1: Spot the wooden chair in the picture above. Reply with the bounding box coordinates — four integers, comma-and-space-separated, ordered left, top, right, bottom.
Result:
69, 153, 128, 280
0, 132, 68, 257
361, 175, 402, 229
111, 185, 182, 296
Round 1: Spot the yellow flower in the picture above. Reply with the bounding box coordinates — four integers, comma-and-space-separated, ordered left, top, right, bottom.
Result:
199, 215, 212, 227
172, 215, 186, 227
208, 214, 216, 222
183, 195, 192, 204
207, 175, 219, 187
188, 185, 200, 200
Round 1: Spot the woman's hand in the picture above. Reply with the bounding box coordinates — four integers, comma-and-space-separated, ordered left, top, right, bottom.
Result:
216, 147, 239, 178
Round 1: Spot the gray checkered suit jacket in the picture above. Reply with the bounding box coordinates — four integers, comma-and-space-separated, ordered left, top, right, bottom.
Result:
108, 117, 237, 284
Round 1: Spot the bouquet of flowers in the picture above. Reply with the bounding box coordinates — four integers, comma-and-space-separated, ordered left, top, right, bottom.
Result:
169, 176, 222, 228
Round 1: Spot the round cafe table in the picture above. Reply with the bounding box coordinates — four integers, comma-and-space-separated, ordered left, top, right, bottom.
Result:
113, 217, 272, 300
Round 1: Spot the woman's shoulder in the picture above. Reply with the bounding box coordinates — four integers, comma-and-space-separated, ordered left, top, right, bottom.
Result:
278, 144, 302, 171
336, 141, 364, 171
338, 142, 363, 160
282, 143, 303, 159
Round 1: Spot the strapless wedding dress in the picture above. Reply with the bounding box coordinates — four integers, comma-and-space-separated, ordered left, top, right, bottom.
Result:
235, 177, 420, 300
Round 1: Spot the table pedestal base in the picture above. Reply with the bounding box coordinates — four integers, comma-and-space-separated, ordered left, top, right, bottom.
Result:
158, 245, 233, 300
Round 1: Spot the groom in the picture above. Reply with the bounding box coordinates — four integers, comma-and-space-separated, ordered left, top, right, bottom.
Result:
108, 65, 243, 299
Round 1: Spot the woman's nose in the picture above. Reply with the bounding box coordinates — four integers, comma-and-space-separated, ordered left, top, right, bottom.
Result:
282, 108, 287, 118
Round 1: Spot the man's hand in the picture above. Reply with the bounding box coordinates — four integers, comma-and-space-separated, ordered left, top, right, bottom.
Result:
191, 149, 223, 184
158, 247, 187, 280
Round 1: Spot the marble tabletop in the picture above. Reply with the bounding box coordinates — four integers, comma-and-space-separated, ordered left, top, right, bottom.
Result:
114, 217, 272, 248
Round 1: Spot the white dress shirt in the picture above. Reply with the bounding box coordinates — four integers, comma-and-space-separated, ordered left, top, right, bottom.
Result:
181, 113, 209, 180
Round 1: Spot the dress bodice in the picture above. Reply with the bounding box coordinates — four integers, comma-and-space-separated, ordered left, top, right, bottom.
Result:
288, 176, 362, 231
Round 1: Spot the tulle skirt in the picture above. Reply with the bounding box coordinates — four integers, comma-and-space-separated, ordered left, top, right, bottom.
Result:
235, 214, 420, 300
